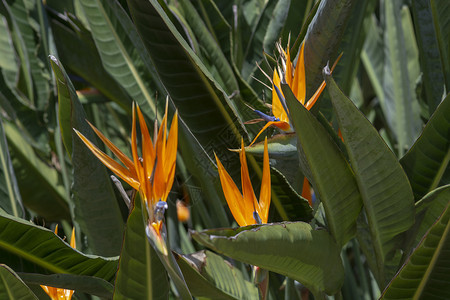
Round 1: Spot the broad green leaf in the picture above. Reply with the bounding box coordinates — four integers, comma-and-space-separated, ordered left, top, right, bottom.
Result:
380, 202, 450, 299
0, 117, 23, 217
79, 0, 158, 117
192, 222, 345, 295
176, 250, 258, 300
3, 121, 70, 221
401, 93, 450, 200
361, 15, 384, 109
321, 0, 376, 100
50, 56, 125, 256
412, 185, 450, 248
0, 264, 37, 300
126, 0, 246, 149
303, 0, 357, 98
174, 0, 262, 131
0, 214, 118, 281
0, 16, 18, 89
430, 0, 450, 92
241, 0, 283, 81
18, 273, 113, 299
113, 196, 169, 300
1, 1, 33, 105
4, 0, 51, 110
382, 2, 422, 156
283, 85, 362, 247
325, 69, 415, 286
176, 0, 238, 96
411, 0, 446, 114
279, 0, 311, 46
50, 14, 133, 110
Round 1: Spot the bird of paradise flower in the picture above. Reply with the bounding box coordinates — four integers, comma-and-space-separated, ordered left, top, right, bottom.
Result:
248, 42, 342, 147
75, 102, 178, 240
41, 227, 75, 300
215, 137, 271, 226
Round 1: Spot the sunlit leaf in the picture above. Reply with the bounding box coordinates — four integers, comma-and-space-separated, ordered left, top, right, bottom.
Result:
0, 264, 37, 300
176, 250, 258, 300
325, 68, 415, 286
50, 56, 125, 256
381, 202, 450, 299
401, 93, 450, 200
192, 222, 344, 295
113, 195, 169, 300
283, 84, 362, 247
0, 214, 118, 281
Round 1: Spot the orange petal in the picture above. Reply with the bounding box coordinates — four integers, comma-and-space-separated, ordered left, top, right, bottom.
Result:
136, 105, 154, 201
215, 153, 247, 226
302, 177, 312, 207
248, 121, 276, 147
292, 43, 306, 104
272, 121, 290, 131
136, 105, 155, 175
70, 228, 76, 249
248, 120, 290, 148
87, 121, 136, 177
258, 137, 271, 223
74, 129, 140, 189
153, 112, 167, 203
272, 70, 288, 123
163, 112, 178, 201
239, 139, 258, 225
285, 47, 292, 86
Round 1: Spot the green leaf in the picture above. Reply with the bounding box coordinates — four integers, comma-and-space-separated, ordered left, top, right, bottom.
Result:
361, 15, 384, 110
241, 0, 283, 81
380, 202, 450, 299
176, 250, 259, 300
113, 196, 169, 300
126, 0, 246, 149
322, 0, 376, 97
279, 0, 311, 46
50, 56, 125, 256
0, 117, 23, 217
430, 0, 450, 92
192, 222, 345, 295
325, 68, 415, 286
175, 0, 238, 96
79, 0, 158, 117
401, 93, 450, 200
303, 0, 357, 98
18, 273, 113, 299
50, 14, 133, 111
0, 264, 37, 300
283, 85, 362, 247
177, 116, 229, 228
0, 16, 18, 89
382, 1, 422, 156
411, 0, 446, 114
0, 214, 118, 281
3, 121, 70, 221
4, 0, 51, 110
412, 185, 450, 248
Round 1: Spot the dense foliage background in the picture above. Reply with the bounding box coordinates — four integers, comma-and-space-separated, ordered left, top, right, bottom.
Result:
0, 0, 449, 299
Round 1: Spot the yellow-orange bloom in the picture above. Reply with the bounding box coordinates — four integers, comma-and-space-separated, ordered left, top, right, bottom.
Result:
215, 138, 271, 226
41, 227, 75, 300
75, 102, 178, 235
249, 43, 341, 146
